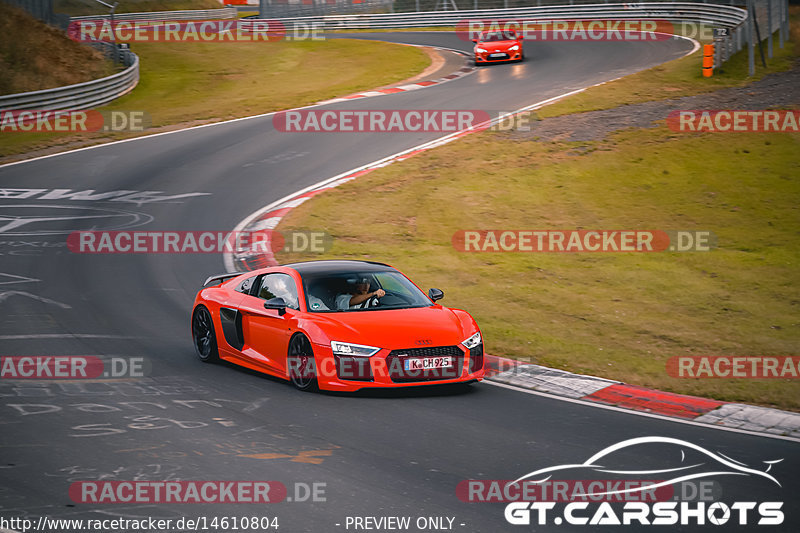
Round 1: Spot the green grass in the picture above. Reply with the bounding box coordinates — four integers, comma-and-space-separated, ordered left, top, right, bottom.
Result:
54, 0, 222, 16
0, 3, 113, 95
278, 125, 800, 412
275, 18, 800, 412
0, 39, 429, 159
540, 11, 800, 118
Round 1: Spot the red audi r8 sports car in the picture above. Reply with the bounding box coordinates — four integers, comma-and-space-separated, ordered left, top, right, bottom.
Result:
473, 29, 524, 64
191, 260, 485, 392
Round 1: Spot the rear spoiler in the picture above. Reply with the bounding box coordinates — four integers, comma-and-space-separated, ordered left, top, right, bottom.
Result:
203, 272, 246, 287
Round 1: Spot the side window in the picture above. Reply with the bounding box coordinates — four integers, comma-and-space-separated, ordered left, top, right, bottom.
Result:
236, 276, 256, 295
257, 273, 299, 310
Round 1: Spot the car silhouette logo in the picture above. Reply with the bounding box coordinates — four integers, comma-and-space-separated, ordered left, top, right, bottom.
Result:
509, 436, 782, 498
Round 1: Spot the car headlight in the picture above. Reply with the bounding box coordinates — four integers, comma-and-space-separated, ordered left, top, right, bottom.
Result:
475, 47, 487, 53
461, 332, 482, 349
509, 45, 520, 51
331, 341, 380, 357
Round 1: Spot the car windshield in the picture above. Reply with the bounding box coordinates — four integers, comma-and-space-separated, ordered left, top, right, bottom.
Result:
302, 270, 433, 312
481, 31, 516, 42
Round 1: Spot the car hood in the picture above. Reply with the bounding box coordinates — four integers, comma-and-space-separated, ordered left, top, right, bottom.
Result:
477, 40, 518, 51
309, 305, 472, 350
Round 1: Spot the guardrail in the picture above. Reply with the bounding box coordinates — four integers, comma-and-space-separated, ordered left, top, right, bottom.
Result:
259, 0, 393, 19
0, 50, 139, 111
70, 7, 238, 22
248, 1, 788, 74
247, 3, 750, 29
0, 7, 237, 112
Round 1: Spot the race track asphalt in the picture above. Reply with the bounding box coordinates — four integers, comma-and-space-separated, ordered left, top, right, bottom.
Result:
1, 32, 797, 532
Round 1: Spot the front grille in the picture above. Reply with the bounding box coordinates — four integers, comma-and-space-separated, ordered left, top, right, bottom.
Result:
386, 345, 464, 383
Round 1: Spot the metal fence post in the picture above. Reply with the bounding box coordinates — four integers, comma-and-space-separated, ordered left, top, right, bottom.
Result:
767, 0, 773, 58
747, 0, 755, 76
783, 0, 789, 44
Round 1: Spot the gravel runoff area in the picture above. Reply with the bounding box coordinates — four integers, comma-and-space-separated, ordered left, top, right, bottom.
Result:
510, 61, 800, 142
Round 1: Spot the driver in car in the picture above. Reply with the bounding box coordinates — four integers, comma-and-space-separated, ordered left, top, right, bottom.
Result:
336, 277, 386, 310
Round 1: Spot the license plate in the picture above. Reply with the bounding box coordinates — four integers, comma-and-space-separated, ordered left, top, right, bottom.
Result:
404, 356, 453, 371
490, 53, 507, 58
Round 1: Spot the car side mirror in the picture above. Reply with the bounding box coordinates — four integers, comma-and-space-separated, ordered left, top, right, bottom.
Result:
471, 38, 477, 43
428, 288, 444, 302
264, 297, 287, 316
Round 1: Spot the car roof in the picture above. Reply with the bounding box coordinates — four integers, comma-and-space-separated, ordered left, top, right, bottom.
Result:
282, 259, 394, 276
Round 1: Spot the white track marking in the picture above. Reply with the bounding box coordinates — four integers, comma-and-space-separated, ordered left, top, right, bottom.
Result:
0, 43, 472, 170
0, 291, 71, 308
0, 273, 40, 285
0, 35, 697, 170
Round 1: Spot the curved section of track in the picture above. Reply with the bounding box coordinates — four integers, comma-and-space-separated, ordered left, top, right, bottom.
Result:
1, 33, 797, 532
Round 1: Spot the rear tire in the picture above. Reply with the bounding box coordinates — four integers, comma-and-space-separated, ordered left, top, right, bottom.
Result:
192, 306, 219, 363
288, 334, 318, 392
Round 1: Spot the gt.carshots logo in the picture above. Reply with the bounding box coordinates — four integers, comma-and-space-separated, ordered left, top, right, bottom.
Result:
273, 110, 491, 133
474, 437, 784, 527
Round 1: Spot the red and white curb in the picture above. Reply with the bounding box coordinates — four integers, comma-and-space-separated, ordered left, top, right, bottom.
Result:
216, 33, 800, 440
223, 88, 588, 273
485, 355, 800, 440
317, 48, 475, 105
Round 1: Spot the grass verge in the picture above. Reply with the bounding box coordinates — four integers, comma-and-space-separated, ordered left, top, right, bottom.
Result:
276, 27, 800, 412
0, 3, 114, 95
278, 124, 800, 412
0, 39, 429, 159
540, 9, 800, 118
54, 0, 222, 17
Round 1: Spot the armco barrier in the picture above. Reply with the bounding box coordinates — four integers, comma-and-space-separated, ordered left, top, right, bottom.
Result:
246, 1, 787, 73
69, 7, 238, 22
0, 7, 235, 112
244, 2, 753, 70
245, 3, 749, 30
1, 1, 782, 113
0, 52, 139, 111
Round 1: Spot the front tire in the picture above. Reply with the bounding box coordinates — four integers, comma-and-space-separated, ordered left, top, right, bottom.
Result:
192, 306, 219, 363
288, 334, 317, 391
